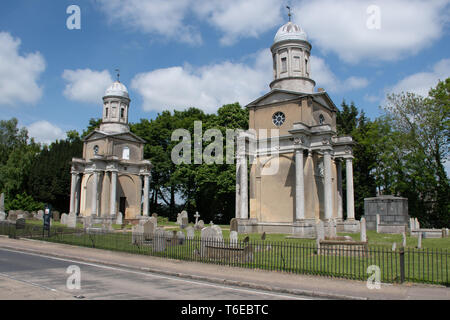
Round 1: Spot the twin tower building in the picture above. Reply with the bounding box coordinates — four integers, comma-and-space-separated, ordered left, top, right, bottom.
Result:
70, 19, 359, 237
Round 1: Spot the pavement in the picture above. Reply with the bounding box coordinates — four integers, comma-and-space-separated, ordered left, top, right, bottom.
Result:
0, 235, 448, 300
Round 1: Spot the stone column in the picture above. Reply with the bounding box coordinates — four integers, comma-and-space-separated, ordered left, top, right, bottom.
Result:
235, 161, 240, 218
110, 170, 117, 216
295, 149, 305, 220
323, 150, 333, 220
69, 172, 78, 214
240, 154, 248, 220
143, 173, 150, 216
336, 160, 343, 220
91, 171, 99, 216
345, 157, 355, 220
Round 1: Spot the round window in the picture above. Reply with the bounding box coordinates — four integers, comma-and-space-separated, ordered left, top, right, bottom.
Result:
272, 111, 286, 127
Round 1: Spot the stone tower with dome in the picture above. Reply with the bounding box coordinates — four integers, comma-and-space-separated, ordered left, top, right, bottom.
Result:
69, 80, 152, 220
234, 18, 359, 237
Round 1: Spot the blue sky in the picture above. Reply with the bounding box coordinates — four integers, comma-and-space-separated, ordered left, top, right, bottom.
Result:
0, 0, 449, 144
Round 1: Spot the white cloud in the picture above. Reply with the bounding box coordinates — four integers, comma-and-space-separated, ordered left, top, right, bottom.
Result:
0, 32, 45, 106
389, 58, 450, 96
294, 0, 449, 63
192, 0, 283, 45
27, 120, 66, 144
311, 56, 369, 92
131, 49, 273, 113
96, 0, 202, 45
62, 69, 113, 103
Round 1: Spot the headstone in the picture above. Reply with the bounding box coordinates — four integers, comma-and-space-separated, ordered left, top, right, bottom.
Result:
210, 221, 214, 226
360, 218, 367, 242
230, 218, 238, 232
15, 218, 26, 229
7, 210, 18, 222
181, 217, 189, 229
152, 213, 158, 218
132, 224, 144, 244
415, 218, 420, 230
67, 213, 77, 228
116, 212, 123, 225
194, 211, 200, 224
143, 219, 155, 240
186, 226, 195, 240
417, 232, 422, 249
409, 218, 414, 231
0, 211, 5, 221
16, 210, 24, 219
37, 210, 44, 220
200, 225, 224, 256
195, 220, 204, 231
176, 213, 182, 225
315, 220, 325, 248
102, 218, 113, 232
153, 228, 166, 252
52, 211, 60, 222
376, 214, 380, 233
177, 231, 185, 245
402, 232, 407, 247
392, 242, 397, 251
61, 213, 68, 225
229, 231, 238, 247
83, 216, 92, 229
325, 219, 337, 238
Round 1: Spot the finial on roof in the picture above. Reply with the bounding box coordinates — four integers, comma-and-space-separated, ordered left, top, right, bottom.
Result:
115, 68, 120, 82
286, 5, 292, 22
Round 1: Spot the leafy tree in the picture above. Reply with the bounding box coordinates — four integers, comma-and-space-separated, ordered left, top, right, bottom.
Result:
5, 192, 44, 212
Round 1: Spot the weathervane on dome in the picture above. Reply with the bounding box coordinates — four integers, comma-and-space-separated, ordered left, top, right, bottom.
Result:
286, 5, 292, 22
115, 68, 120, 82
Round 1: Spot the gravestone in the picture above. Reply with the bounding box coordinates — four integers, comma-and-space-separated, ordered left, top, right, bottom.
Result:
7, 211, 18, 222
152, 213, 158, 218
230, 231, 238, 247
16, 210, 24, 219
116, 212, 123, 225
200, 225, 224, 256
52, 211, 60, 222
363, 195, 409, 233
181, 217, 189, 229
177, 231, 186, 245
132, 224, 144, 244
392, 242, 397, 251
153, 228, 166, 252
143, 219, 155, 240
83, 216, 92, 229
315, 220, 325, 241
325, 219, 337, 238
402, 232, 407, 247
102, 218, 113, 232
195, 220, 204, 231
186, 226, 194, 240
376, 214, 380, 233
15, 218, 26, 229
67, 213, 77, 228
230, 218, 238, 232
37, 210, 44, 220
409, 218, 415, 232
0, 193, 4, 212
414, 218, 420, 230
194, 212, 200, 225
0, 211, 5, 221
61, 213, 68, 225
360, 218, 367, 242
417, 232, 422, 249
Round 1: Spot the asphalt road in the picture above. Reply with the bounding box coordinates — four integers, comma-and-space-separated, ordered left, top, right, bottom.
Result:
0, 248, 312, 300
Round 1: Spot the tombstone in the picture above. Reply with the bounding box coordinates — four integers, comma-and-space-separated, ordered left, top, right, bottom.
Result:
181, 217, 189, 229
194, 211, 200, 225
152, 213, 158, 218
7, 210, 18, 222
15, 218, 26, 229
143, 219, 155, 240
0, 193, 4, 212
325, 219, 337, 238
230, 218, 238, 232
402, 232, 407, 247
116, 212, 123, 225
177, 231, 186, 245
360, 218, 367, 242
132, 224, 144, 244
200, 225, 224, 256
417, 232, 422, 249
414, 218, 420, 230
229, 231, 238, 247
61, 213, 68, 225
16, 210, 24, 220
210, 221, 214, 226
186, 226, 195, 240
176, 213, 182, 225
409, 218, 415, 232
261, 232, 266, 241
392, 242, 397, 251
52, 211, 60, 222
67, 213, 77, 228
375, 214, 380, 233
83, 216, 92, 229
195, 220, 205, 231
102, 219, 113, 232
36, 210, 44, 220
0, 211, 5, 221
153, 228, 166, 252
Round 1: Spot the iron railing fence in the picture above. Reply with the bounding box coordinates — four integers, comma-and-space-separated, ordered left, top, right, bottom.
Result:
0, 221, 448, 285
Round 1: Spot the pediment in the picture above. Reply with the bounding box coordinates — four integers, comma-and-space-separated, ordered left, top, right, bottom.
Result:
84, 130, 146, 144
246, 90, 305, 108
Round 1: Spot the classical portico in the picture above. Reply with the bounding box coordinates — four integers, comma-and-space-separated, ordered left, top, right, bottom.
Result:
69, 80, 152, 219
234, 19, 359, 237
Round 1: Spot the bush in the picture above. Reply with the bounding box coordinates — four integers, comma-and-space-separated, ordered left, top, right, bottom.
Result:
5, 192, 45, 212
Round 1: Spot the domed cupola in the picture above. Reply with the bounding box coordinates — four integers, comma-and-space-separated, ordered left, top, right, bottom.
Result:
270, 11, 315, 93
100, 75, 131, 133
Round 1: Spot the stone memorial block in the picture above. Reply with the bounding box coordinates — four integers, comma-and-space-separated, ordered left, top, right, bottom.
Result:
360, 218, 367, 242
363, 195, 409, 232
417, 232, 422, 249
7, 210, 18, 222
229, 231, 238, 247
181, 217, 189, 229
61, 213, 68, 225
132, 224, 144, 244
0, 193, 4, 212
143, 220, 155, 240
52, 211, 60, 222
0, 211, 5, 221
402, 232, 407, 247
230, 218, 238, 232
195, 220, 204, 231
67, 213, 77, 228
153, 228, 166, 252
186, 226, 195, 240
200, 225, 224, 256
177, 231, 186, 245
116, 212, 123, 225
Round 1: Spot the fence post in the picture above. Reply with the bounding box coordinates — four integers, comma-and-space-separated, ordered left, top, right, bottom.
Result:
399, 247, 405, 283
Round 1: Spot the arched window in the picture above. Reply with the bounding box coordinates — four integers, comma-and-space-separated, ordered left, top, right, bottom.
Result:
122, 146, 130, 160
105, 107, 109, 118
319, 114, 325, 125
93, 145, 99, 155
120, 108, 125, 119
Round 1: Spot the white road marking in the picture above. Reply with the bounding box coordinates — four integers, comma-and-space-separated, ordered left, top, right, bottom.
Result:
0, 248, 310, 300
0, 272, 58, 292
